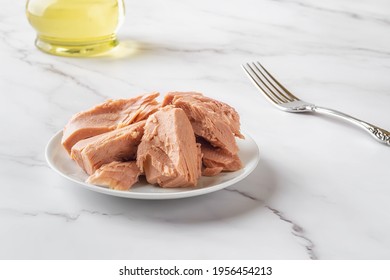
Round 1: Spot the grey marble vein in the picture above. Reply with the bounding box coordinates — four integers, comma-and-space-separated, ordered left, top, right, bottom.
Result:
271, 0, 390, 25
224, 188, 260, 201
266, 206, 317, 260
44, 209, 124, 222
0, 208, 124, 222
0, 153, 47, 169
0, 32, 107, 100
42, 64, 108, 100
225, 188, 317, 259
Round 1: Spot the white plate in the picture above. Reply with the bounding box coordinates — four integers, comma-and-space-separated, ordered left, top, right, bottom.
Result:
45, 131, 260, 200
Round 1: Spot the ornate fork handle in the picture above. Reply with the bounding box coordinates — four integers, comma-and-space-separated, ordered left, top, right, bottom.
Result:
312, 106, 390, 145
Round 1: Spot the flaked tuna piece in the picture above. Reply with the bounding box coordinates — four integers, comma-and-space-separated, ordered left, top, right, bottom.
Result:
162, 92, 202, 106
162, 92, 243, 154
62, 92, 159, 154
202, 166, 224, 177
71, 121, 145, 175
87, 161, 141, 191
163, 92, 244, 138
137, 107, 202, 188
200, 139, 242, 172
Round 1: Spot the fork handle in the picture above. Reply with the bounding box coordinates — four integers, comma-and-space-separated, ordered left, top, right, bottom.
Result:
313, 106, 390, 145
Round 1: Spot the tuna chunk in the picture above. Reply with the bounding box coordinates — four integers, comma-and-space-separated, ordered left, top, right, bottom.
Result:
137, 107, 202, 188
62, 92, 159, 154
200, 139, 242, 172
87, 161, 141, 190
71, 121, 145, 175
202, 166, 224, 177
162, 92, 243, 154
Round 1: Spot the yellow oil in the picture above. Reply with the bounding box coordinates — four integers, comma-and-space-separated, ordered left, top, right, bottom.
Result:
26, 0, 125, 56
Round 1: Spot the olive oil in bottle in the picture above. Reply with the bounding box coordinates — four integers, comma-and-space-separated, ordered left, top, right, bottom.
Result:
26, 0, 125, 56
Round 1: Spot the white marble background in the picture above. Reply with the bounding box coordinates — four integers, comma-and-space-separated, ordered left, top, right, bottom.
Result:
1, 0, 390, 259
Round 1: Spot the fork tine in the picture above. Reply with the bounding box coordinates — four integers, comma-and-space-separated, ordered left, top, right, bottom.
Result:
255, 62, 299, 102
242, 63, 286, 104
252, 62, 295, 103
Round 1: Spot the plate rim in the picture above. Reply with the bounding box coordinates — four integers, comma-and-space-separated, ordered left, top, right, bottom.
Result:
45, 130, 260, 200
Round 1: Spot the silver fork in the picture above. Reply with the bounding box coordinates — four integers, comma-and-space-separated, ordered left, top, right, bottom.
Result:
242, 62, 390, 146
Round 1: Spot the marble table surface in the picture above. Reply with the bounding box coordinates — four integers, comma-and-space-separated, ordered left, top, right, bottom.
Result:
1, 0, 390, 260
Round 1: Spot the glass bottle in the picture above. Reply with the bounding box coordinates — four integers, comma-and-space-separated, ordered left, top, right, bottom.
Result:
26, 0, 125, 57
